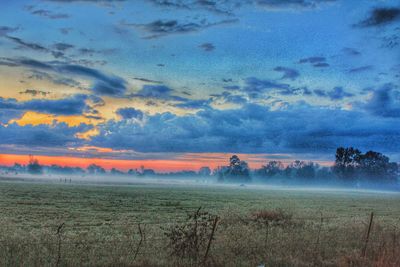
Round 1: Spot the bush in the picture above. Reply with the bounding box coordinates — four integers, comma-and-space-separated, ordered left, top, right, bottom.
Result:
164, 207, 215, 264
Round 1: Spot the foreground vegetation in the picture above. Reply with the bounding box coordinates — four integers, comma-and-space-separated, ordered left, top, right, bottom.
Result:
1, 179, 400, 266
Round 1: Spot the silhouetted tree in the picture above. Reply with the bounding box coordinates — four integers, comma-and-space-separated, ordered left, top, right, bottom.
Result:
333, 147, 398, 183
216, 155, 250, 182
110, 168, 124, 175
87, 164, 106, 175
333, 147, 362, 180
27, 155, 43, 175
284, 160, 316, 179
359, 150, 398, 182
256, 161, 284, 178
128, 168, 140, 176
198, 166, 211, 177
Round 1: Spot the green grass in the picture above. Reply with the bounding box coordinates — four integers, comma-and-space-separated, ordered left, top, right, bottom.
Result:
1, 180, 400, 266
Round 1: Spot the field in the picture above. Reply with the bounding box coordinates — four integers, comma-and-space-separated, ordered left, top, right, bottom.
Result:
1, 178, 400, 267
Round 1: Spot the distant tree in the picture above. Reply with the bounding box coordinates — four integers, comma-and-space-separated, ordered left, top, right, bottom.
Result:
284, 161, 317, 179
316, 166, 335, 180
27, 155, 43, 175
296, 162, 317, 179
128, 169, 140, 176
217, 155, 250, 182
333, 147, 362, 180
12, 163, 25, 174
333, 147, 398, 183
359, 150, 398, 182
87, 164, 106, 175
214, 166, 228, 182
141, 168, 155, 176
256, 161, 284, 178
198, 166, 211, 177
110, 168, 124, 175
47, 164, 85, 175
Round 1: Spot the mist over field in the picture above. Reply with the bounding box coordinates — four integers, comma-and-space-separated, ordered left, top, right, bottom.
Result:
1, 0, 400, 266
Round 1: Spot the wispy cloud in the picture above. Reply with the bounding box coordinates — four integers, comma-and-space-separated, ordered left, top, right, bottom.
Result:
122, 18, 238, 39
0, 57, 128, 96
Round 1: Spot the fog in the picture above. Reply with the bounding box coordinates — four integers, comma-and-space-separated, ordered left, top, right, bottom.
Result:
1, 172, 399, 195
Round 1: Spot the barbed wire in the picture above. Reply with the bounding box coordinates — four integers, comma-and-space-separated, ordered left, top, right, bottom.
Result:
0, 212, 399, 230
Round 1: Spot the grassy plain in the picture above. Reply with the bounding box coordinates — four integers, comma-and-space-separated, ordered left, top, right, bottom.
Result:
1, 178, 400, 266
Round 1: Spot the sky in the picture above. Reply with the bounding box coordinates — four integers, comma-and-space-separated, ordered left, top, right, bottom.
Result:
0, 0, 399, 171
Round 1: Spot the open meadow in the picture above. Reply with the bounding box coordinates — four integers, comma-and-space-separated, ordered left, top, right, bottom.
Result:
1, 178, 400, 267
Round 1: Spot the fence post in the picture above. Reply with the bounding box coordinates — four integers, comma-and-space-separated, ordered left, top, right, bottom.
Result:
361, 212, 374, 257
313, 213, 324, 266
203, 216, 219, 265
132, 223, 144, 262
55, 222, 65, 267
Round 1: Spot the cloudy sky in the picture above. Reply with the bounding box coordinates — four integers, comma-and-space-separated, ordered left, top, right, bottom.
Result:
0, 0, 399, 171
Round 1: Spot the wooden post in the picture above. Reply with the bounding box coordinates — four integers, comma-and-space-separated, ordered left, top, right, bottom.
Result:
361, 212, 374, 257
132, 223, 144, 262
203, 216, 219, 265
55, 223, 65, 267
313, 213, 324, 266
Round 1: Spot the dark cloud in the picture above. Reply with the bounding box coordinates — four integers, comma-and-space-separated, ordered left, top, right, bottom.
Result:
124, 18, 238, 39
148, 0, 335, 15
273, 66, 300, 80
364, 83, 400, 118
53, 43, 75, 51
0, 94, 90, 115
0, 122, 90, 147
5, 36, 48, 52
256, 0, 336, 10
199, 42, 215, 52
44, 0, 125, 3
117, 107, 144, 120
19, 89, 50, 97
174, 99, 212, 109
0, 57, 127, 96
313, 62, 330, 68
0, 26, 18, 37
211, 91, 247, 105
298, 56, 326, 64
61, 64, 127, 96
342, 47, 361, 56
243, 77, 291, 93
91, 102, 400, 154
147, 0, 243, 15
223, 85, 240, 90
27, 70, 83, 89
223, 77, 314, 98
314, 87, 353, 100
29, 9, 70, 19
88, 95, 105, 107
133, 77, 162, 84
348, 65, 373, 73
356, 7, 400, 27
131, 84, 186, 101
298, 56, 330, 68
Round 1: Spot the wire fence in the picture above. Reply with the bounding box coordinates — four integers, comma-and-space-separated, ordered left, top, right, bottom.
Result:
1, 210, 400, 266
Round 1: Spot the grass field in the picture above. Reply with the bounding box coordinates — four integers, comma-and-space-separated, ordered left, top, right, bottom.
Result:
1, 178, 400, 266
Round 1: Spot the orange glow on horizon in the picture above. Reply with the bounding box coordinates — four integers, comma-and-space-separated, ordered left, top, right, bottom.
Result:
0, 153, 244, 172
0, 153, 333, 173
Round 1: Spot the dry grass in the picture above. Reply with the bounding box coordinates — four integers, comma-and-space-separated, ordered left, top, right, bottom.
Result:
1, 181, 400, 266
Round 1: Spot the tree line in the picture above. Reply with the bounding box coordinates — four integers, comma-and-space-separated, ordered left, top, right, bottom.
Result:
0, 147, 398, 186
215, 147, 399, 185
